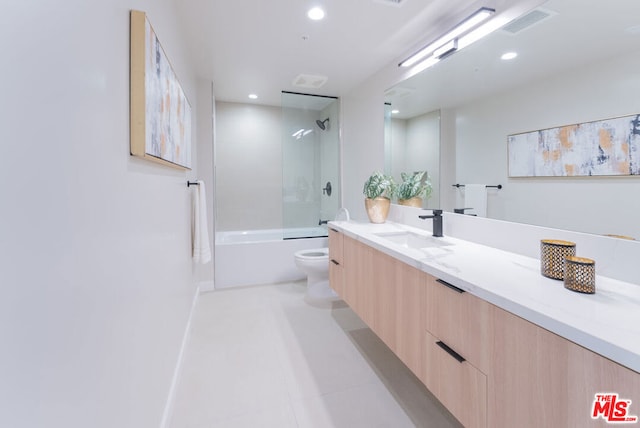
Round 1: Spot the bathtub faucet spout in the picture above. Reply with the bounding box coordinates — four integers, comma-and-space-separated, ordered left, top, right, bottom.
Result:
318, 219, 329, 225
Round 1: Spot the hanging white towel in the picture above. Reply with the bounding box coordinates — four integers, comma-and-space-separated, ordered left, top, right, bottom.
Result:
464, 184, 488, 217
193, 180, 212, 264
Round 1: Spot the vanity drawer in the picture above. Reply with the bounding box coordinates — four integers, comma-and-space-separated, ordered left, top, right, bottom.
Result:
425, 275, 492, 372
423, 330, 487, 428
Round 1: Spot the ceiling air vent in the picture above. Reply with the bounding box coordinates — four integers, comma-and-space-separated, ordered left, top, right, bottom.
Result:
384, 86, 414, 99
292, 74, 328, 89
502, 8, 554, 35
374, 0, 406, 7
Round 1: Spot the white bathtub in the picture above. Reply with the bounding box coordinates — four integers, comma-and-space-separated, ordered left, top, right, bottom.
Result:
214, 227, 329, 289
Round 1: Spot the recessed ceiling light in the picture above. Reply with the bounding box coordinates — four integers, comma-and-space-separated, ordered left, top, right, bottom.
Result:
391, 110, 400, 114
307, 7, 325, 20
248, 94, 258, 99
501, 52, 518, 60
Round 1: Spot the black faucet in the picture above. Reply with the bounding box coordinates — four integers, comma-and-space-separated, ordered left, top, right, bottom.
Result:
318, 219, 329, 225
454, 208, 477, 216
418, 209, 443, 237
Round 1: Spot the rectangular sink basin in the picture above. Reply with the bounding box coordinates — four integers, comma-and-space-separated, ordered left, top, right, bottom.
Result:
374, 231, 453, 249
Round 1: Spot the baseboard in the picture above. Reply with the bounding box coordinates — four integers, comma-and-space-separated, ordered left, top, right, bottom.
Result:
159, 283, 200, 428
198, 280, 215, 293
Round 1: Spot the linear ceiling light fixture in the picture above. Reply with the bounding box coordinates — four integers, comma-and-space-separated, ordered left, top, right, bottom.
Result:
433, 39, 458, 59
399, 7, 495, 68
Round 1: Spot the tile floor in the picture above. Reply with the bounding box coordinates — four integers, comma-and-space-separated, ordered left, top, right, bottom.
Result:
169, 281, 462, 428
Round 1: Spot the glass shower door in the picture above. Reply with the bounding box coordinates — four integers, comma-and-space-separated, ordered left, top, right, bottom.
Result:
281, 91, 340, 240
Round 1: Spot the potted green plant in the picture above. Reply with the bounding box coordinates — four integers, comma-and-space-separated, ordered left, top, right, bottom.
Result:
396, 171, 432, 207
363, 171, 395, 223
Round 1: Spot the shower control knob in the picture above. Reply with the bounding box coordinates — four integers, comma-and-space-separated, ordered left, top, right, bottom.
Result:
323, 181, 332, 196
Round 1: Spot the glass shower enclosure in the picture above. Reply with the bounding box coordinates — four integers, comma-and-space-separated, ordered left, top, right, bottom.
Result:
281, 91, 340, 240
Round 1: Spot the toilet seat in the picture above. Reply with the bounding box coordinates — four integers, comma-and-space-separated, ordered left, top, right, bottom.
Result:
294, 248, 328, 260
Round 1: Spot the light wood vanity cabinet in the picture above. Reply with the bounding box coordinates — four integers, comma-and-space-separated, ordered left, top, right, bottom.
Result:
331, 231, 487, 427
328, 229, 640, 428
330, 231, 425, 377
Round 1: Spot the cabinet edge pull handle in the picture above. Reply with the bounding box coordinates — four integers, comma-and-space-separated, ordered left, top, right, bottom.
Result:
331, 259, 340, 265
436, 341, 466, 363
329, 228, 339, 233
436, 279, 465, 293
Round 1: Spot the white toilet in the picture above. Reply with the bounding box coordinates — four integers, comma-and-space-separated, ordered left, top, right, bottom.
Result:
294, 208, 349, 303
294, 247, 338, 302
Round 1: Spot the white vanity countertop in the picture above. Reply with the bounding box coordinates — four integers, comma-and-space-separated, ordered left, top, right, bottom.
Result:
329, 220, 640, 373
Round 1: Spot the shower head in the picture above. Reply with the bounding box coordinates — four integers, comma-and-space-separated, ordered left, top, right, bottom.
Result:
316, 118, 330, 130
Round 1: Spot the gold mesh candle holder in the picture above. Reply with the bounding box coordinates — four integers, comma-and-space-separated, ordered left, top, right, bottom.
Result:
564, 256, 596, 294
540, 239, 576, 280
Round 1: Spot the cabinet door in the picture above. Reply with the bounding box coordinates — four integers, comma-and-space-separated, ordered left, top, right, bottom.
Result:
328, 228, 343, 263
370, 250, 426, 377
393, 260, 425, 377
489, 306, 570, 428
343, 236, 375, 326
424, 330, 487, 428
329, 259, 343, 296
490, 304, 640, 428
371, 249, 397, 350
566, 337, 640, 426
425, 276, 492, 373
341, 241, 426, 378
328, 229, 344, 296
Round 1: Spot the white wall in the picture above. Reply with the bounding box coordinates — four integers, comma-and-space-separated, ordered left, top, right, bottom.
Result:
454, 49, 640, 238
215, 102, 283, 231
0, 2, 203, 427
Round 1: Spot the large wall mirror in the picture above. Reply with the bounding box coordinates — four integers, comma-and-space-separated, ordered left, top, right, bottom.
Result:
384, 0, 640, 239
